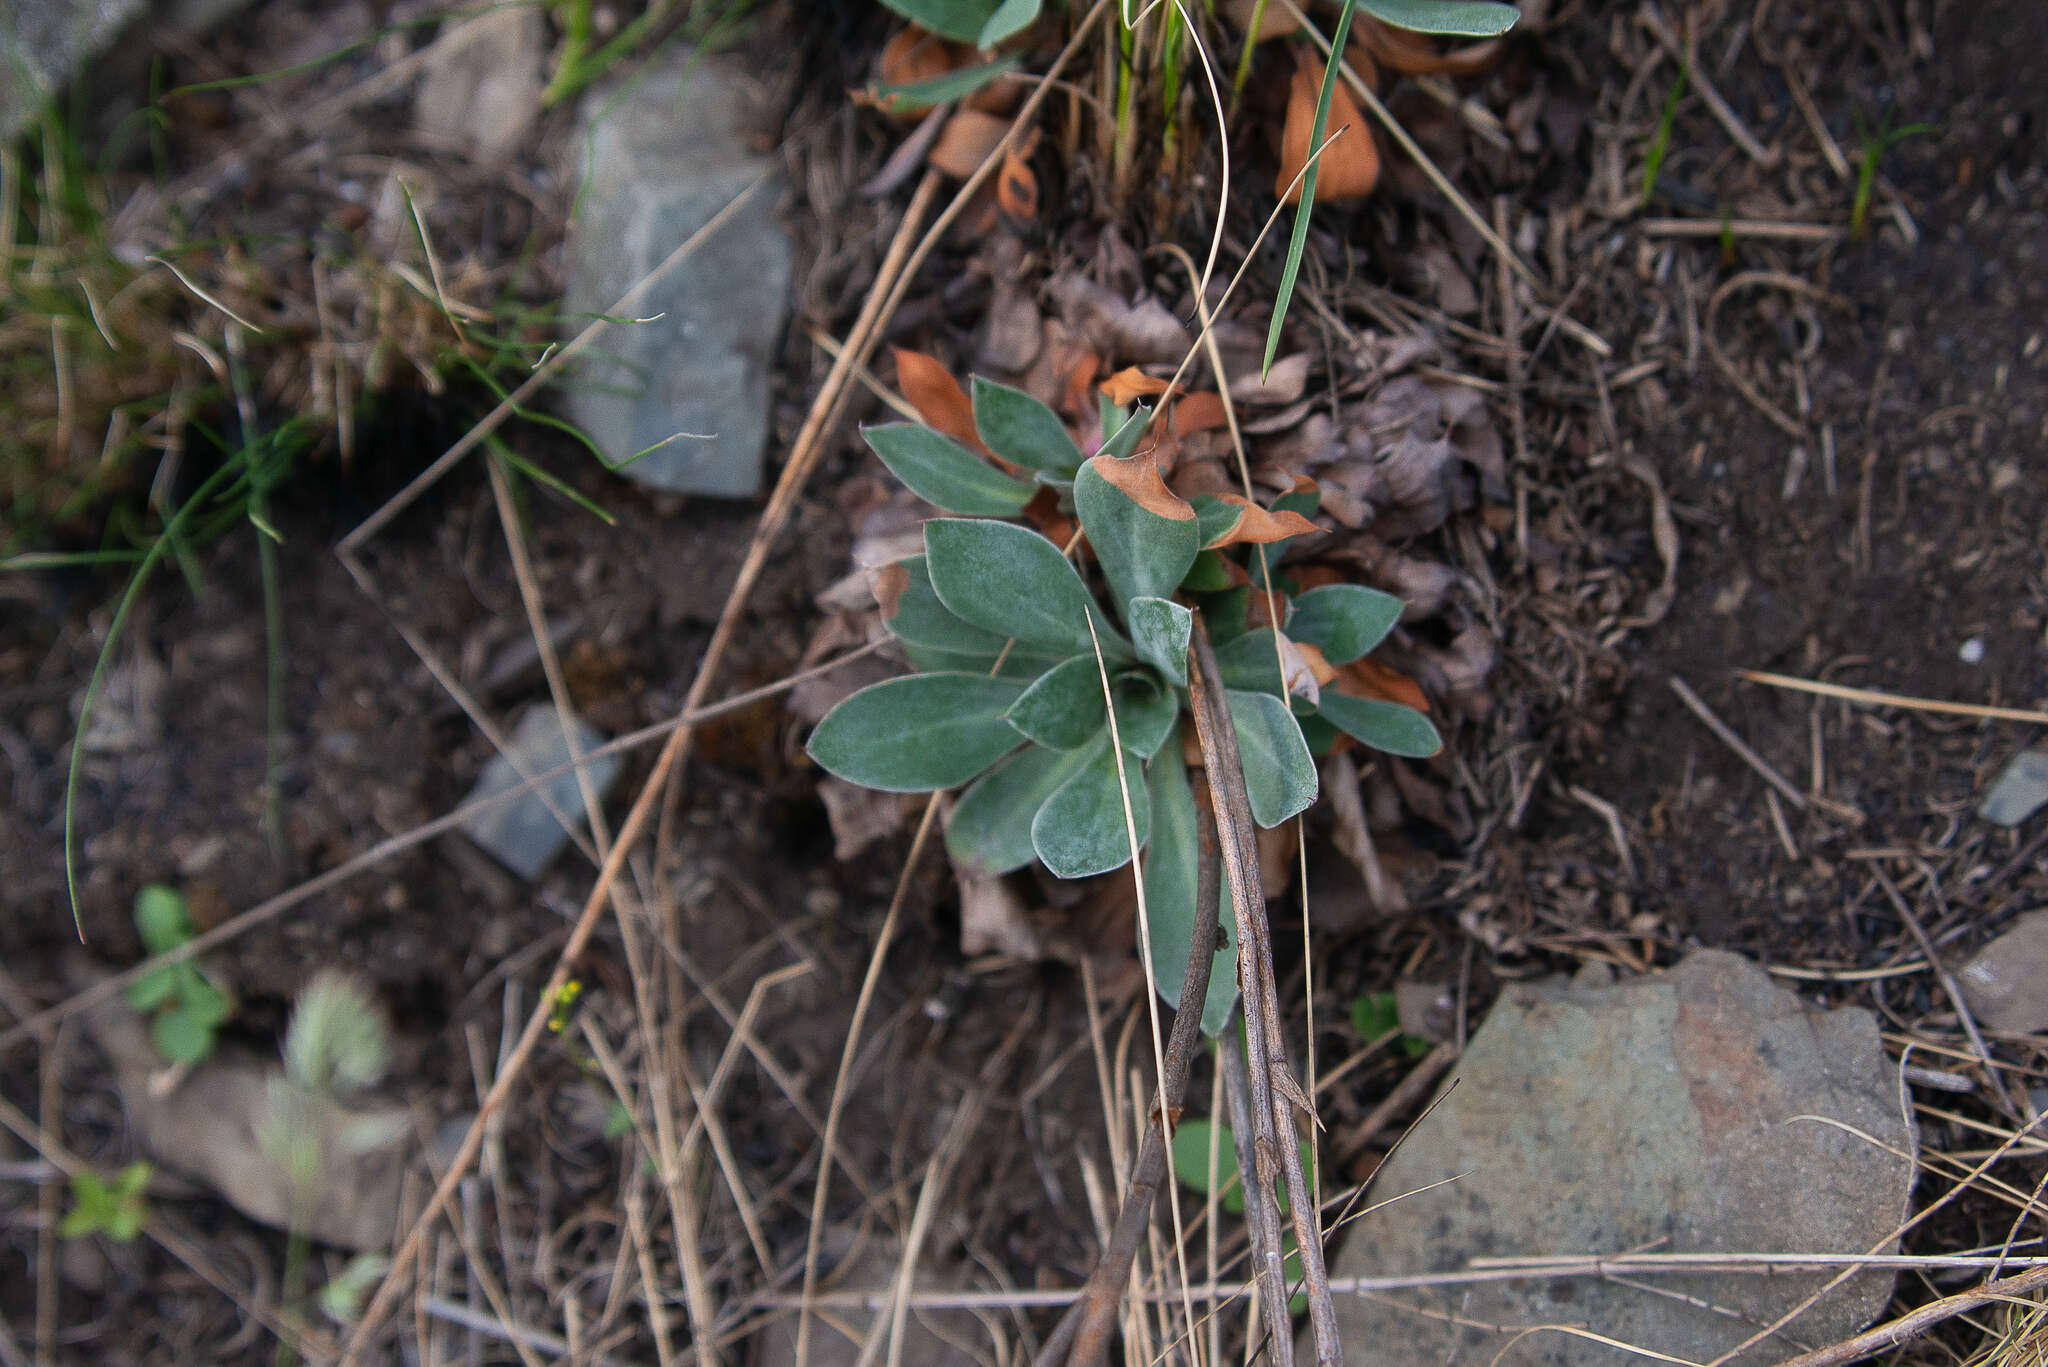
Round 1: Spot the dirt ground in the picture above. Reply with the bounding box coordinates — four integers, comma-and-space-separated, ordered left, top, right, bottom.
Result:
4, 0, 2047, 1363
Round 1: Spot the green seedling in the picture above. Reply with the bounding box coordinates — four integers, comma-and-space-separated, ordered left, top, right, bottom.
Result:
317, 1252, 390, 1324
1850, 107, 1932, 240
259, 971, 398, 1367
811, 381, 1441, 1035
125, 885, 232, 1065
1351, 990, 1431, 1059
60, 1161, 153, 1242
1639, 64, 1687, 210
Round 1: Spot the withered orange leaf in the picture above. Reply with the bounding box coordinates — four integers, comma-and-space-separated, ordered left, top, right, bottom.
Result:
1206, 494, 1322, 547
891, 348, 985, 454
1337, 657, 1431, 714
1290, 638, 1339, 687
1100, 366, 1172, 406
1087, 450, 1195, 521
872, 561, 910, 618
1276, 52, 1379, 204
1167, 391, 1228, 436
928, 109, 1010, 178
998, 145, 1038, 219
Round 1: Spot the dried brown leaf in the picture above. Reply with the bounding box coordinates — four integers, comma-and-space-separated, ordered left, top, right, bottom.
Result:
1088, 450, 1196, 521
1277, 52, 1378, 205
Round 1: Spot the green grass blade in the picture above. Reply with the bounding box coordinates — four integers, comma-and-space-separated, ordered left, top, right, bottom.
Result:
62, 459, 246, 939
1263, 0, 1360, 377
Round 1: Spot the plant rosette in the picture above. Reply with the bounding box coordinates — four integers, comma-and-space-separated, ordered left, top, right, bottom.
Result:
809, 378, 1441, 1035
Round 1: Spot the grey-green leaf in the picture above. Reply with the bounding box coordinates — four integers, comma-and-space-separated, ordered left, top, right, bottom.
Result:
976, 0, 1041, 45
877, 0, 999, 43
152, 1008, 216, 1065
1032, 736, 1152, 878
1005, 656, 1107, 750
1127, 596, 1191, 686
134, 884, 192, 954
863, 424, 1035, 516
1316, 692, 1443, 758
947, 743, 1093, 876
882, 556, 1011, 657
1099, 404, 1152, 462
1361, 0, 1519, 36
1225, 690, 1318, 827
972, 378, 1082, 476
1142, 727, 1240, 1036
1112, 672, 1179, 759
1074, 456, 1200, 617
1286, 584, 1403, 664
807, 672, 1025, 792
1189, 495, 1243, 550
925, 518, 1129, 657
1213, 628, 1287, 697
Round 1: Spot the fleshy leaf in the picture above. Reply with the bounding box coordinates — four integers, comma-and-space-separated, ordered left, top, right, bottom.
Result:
134, 885, 192, 954
1075, 452, 1199, 618
153, 1007, 216, 1065
1112, 672, 1179, 758
925, 518, 1130, 657
877, 0, 1000, 44
1099, 404, 1152, 461
124, 966, 180, 1011
1204, 586, 1253, 647
977, 0, 1042, 46
902, 642, 1065, 678
1127, 596, 1192, 686
1142, 725, 1240, 1036
1213, 628, 1287, 696
808, 672, 1025, 792
863, 424, 1035, 516
878, 556, 1012, 657
1190, 495, 1244, 549
1005, 656, 1107, 750
1316, 691, 1443, 758
1362, 0, 1519, 36
1298, 712, 1342, 755
1031, 735, 1153, 878
973, 378, 1083, 477
947, 743, 1094, 875
1285, 584, 1403, 664
1180, 549, 1236, 592
1225, 689, 1318, 827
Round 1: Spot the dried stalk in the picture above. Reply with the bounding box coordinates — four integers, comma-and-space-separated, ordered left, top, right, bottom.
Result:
1035, 797, 1222, 1367
1186, 622, 1342, 1367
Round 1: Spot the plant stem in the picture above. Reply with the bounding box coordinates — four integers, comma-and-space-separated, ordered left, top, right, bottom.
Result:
1035, 795, 1222, 1367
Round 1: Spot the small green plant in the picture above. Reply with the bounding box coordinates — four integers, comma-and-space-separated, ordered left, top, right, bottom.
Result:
808, 380, 1440, 1033
1639, 64, 1687, 210
259, 971, 398, 1367
1849, 107, 1932, 240
60, 1161, 153, 1242
1351, 990, 1431, 1058
124, 885, 232, 1065
317, 1252, 390, 1324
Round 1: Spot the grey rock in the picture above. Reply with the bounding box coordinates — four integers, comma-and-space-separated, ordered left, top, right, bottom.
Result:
1957, 911, 2048, 1035
459, 705, 620, 879
1318, 950, 1915, 1367
412, 6, 546, 159
1979, 747, 2048, 828
2, 0, 145, 145
562, 56, 791, 498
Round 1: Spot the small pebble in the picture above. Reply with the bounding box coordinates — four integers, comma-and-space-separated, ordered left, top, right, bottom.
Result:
1958, 637, 1986, 664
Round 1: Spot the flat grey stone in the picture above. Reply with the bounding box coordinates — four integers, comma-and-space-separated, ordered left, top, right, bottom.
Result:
2, 0, 146, 144
1979, 747, 2048, 828
1957, 911, 2048, 1035
459, 705, 620, 879
412, 6, 545, 159
562, 56, 791, 498
1318, 950, 1915, 1367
